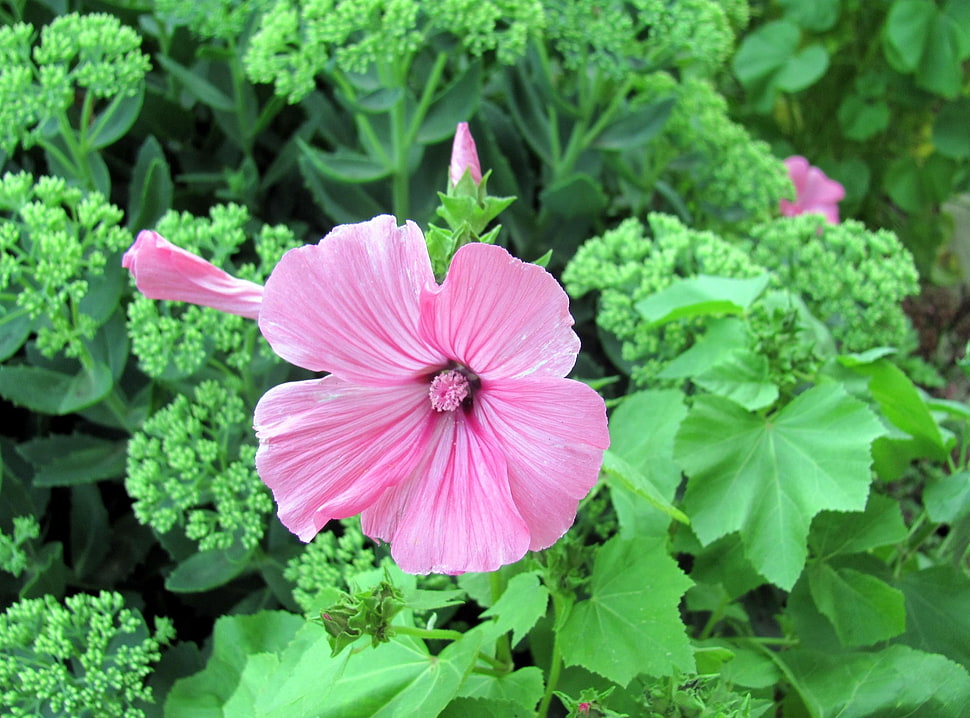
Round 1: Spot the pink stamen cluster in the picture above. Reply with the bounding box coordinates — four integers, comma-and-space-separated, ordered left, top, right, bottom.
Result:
429, 369, 471, 412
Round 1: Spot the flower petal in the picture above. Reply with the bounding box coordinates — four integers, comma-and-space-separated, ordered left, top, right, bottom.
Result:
122, 230, 263, 319
258, 215, 444, 383
475, 377, 609, 550
419, 243, 580, 380
254, 375, 433, 541
361, 413, 530, 574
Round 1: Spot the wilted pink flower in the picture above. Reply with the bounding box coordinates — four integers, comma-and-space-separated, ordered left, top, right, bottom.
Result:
254, 215, 609, 574
449, 122, 482, 187
122, 230, 263, 319
779, 156, 845, 224
578, 703, 593, 716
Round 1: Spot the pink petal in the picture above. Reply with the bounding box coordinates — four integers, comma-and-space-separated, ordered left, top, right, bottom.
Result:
258, 215, 445, 384
254, 375, 433, 541
783, 156, 810, 195
419, 243, 580, 380
360, 413, 530, 574
781, 155, 844, 224
474, 377, 609, 550
122, 230, 263, 319
449, 122, 482, 187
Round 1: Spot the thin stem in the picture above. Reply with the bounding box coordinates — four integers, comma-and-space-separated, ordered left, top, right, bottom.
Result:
392, 625, 464, 642
537, 592, 566, 718
489, 572, 513, 669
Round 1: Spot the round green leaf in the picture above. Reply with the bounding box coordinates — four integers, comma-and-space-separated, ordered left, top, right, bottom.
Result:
934, 98, 970, 158
776, 44, 830, 93
883, 0, 935, 73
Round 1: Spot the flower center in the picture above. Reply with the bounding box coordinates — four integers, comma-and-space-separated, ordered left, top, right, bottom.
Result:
428, 369, 472, 412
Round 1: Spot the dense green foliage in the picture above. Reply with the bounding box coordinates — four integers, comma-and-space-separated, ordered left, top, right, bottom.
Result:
1, 1, 968, 716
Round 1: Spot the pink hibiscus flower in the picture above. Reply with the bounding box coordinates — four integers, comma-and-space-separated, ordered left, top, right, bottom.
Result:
124, 215, 610, 574
254, 215, 609, 574
779, 155, 845, 224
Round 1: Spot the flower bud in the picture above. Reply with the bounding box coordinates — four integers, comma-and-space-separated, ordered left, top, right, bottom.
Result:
449, 122, 482, 188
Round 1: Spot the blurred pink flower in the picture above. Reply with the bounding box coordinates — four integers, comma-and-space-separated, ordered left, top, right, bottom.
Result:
122, 230, 263, 319
779, 156, 845, 224
449, 121, 482, 187
254, 215, 609, 574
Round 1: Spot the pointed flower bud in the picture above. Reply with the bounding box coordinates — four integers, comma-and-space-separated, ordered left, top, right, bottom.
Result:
122, 230, 263, 319
449, 121, 482, 188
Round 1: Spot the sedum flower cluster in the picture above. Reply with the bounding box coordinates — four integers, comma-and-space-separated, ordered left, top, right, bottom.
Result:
563, 213, 764, 385
0, 13, 150, 155
637, 73, 791, 228
747, 214, 920, 353
0, 172, 131, 359
244, 0, 544, 102
0, 591, 173, 718
0, 516, 40, 578
564, 211, 920, 386
284, 518, 378, 612
126, 379, 274, 551
153, 0, 273, 42
126, 203, 295, 379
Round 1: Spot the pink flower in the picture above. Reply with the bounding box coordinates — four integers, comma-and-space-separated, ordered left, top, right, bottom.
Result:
779, 156, 845, 224
449, 122, 482, 187
578, 703, 592, 716
122, 230, 263, 319
254, 215, 609, 574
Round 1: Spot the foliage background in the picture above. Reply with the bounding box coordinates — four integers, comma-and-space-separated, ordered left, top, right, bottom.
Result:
1, 1, 968, 716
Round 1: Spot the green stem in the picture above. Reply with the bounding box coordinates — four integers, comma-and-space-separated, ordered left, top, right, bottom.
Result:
392, 625, 465, 642
537, 592, 566, 718
489, 572, 513, 669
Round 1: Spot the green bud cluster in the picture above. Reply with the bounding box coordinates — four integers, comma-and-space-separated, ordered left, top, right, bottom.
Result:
126, 204, 297, 379
746, 214, 920, 354
0, 14, 149, 155
153, 0, 272, 42
244, 0, 544, 102
125, 379, 273, 551
638, 73, 792, 229
0, 591, 173, 717
285, 518, 378, 613
0, 172, 131, 359
319, 575, 404, 656
0, 516, 40, 578
563, 213, 765, 385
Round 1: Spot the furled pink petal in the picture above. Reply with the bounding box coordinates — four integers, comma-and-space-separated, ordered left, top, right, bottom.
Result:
780, 155, 844, 224
418, 242, 580, 380
360, 414, 530, 574
258, 215, 445, 384
449, 122, 482, 187
122, 230, 263, 319
254, 375, 433, 541
474, 377, 610, 550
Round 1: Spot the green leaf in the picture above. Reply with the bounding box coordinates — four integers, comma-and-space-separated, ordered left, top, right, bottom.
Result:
606, 389, 689, 537
88, 84, 145, 150
480, 572, 548, 648
539, 173, 607, 219
165, 543, 252, 592
592, 97, 675, 150
558, 536, 694, 685
658, 318, 749, 379
69, 483, 110, 579
883, 0, 935, 72
807, 563, 906, 646
837, 95, 890, 141
0, 362, 112, 415
165, 611, 305, 716
689, 533, 767, 599
297, 139, 391, 184
783, 644, 970, 718
693, 350, 778, 411
917, 14, 963, 97
732, 20, 801, 86
675, 383, 883, 589
841, 356, 948, 460
779, 0, 841, 31
896, 566, 970, 670
127, 135, 174, 231
775, 43, 829, 93
16, 433, 126, 486
924, 471, 970, 523
602, 450, 689, 527
457, 667, 545, 710
934, 98, 970, 159
635, 274, 771, 327
0, 307, 34, 362
809, 493, 908, 558
156, 55, 234, 112
416, 64, 482, 144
